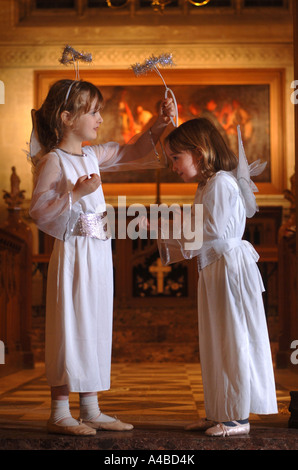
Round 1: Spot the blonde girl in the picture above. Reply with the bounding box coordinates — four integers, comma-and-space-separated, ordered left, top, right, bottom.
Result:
159, 117, 278, 437
30, 78, 174, 436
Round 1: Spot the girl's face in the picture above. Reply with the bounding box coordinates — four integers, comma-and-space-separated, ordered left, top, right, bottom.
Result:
71, 97, 103, 142
165, 143, 199, 183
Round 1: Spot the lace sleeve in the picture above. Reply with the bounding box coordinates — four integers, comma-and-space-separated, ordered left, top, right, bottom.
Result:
29, 152, 75, 241
88, 126, 167, 172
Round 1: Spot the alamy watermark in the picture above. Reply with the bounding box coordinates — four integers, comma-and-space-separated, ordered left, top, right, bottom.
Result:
290, 340, 298, 365
0, 80, 4, 104
104, 196, 203, 251
291, 80, 298, 104
0, 341, 4, 364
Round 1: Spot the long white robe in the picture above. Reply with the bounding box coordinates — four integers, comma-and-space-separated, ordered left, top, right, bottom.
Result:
30, 132, 164, 393
158, 170, 278, 421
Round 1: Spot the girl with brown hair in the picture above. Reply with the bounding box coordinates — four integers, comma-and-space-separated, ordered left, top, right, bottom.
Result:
159, 117, 278, 437
29, 78, 174, 436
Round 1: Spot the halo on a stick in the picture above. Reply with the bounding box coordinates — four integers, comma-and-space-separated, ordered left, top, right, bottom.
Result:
131, 53, 178, 128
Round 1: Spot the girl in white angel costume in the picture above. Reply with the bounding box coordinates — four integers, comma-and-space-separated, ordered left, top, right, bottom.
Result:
157, 117, 278, 437
29, 78, 174, 436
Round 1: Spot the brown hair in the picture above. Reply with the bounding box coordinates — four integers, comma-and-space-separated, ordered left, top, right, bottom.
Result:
35, 79, 103, 152
165, 118, 238, 185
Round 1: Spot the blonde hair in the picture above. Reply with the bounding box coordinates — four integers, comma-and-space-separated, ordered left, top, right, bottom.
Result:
35, 79, 103, 152
165, 118, 238, 185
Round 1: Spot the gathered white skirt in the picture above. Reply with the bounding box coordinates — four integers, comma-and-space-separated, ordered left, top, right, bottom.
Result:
197, 242, 278, 422
45, 236, 114, 393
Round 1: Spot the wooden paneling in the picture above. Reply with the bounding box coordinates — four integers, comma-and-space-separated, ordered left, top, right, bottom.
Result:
0, 210, 34, 374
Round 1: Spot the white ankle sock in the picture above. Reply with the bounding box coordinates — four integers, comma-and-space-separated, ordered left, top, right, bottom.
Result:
49, 399, 79, 427
79, 395, 115, 423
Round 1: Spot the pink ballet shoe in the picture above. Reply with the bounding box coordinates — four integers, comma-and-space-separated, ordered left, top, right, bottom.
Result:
81, 415, 134, 431
47, 419, 96, 436
205, 421, 250, 437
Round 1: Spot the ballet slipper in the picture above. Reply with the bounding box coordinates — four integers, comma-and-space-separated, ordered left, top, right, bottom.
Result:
81, 417, 134, 431
47, 419, 96, 436
205, 421, 250, 437
184, 418, 217, 431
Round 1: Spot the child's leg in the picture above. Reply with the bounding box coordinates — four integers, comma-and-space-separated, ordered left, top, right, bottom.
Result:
51, 384, 69, 400
79, 392, 133, 431
222, 419, 249, 426
47, 385, 96, 435
49, 385, 79, 426
79, 392, 115, 423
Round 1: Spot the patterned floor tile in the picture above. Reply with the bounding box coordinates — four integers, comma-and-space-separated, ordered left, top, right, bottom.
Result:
0, 362, 297, 431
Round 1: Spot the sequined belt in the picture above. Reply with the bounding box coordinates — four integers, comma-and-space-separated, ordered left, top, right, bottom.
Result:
72, 212, 111, 240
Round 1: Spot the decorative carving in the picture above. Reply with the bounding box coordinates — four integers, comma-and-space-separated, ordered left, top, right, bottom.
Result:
3, 166, 25, 210
0, 43, 293, 68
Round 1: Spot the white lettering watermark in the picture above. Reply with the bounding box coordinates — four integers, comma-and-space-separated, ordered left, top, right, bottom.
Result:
102, 196, 203, 251
0, 80, 4, 104
291, 80, 298, 104
290, 339, 298, 365
0, 341, 4, 364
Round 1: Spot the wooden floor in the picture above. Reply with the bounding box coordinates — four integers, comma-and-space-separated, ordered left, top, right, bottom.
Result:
0, 362, 298, 452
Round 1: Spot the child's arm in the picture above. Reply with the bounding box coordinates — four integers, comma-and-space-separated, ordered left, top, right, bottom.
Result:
91, 98, 175, 171
156, 175, 239, 266
138, 201, 203, 266
30, 153, 83, 240
119, 97, 175, 163
203, 173, 239, 241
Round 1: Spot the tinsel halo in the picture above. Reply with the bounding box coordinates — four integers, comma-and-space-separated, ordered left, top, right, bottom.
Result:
131, 53, 174, 76
59, 45, 92, 66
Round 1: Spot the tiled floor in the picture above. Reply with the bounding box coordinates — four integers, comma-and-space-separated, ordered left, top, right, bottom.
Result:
0, 362, 298, 450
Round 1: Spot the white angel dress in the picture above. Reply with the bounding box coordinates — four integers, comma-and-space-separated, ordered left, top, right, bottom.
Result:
158, 128, 278, 421
30, 130, 164, 392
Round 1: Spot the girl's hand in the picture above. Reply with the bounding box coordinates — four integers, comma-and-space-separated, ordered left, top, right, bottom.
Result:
138, 215, 150, 231
72, 173, 101, 202
137, 215, 160, 233
158, 97, 175, 124
149, 97, 176, 143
